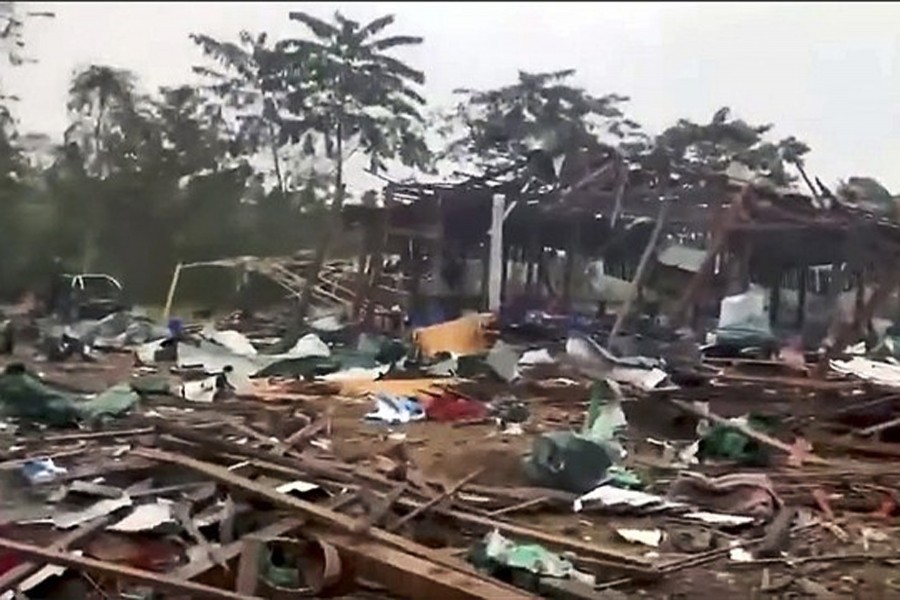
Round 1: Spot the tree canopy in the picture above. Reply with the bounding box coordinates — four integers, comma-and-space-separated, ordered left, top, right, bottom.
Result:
0, 6, 858, 310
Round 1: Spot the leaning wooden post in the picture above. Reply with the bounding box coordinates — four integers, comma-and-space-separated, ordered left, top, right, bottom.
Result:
162, 261, 184, 322
671, 188, 747, 327
608, 200, 671, 344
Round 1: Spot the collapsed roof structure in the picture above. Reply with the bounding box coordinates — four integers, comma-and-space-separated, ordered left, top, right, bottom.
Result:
340, 146, 900, 353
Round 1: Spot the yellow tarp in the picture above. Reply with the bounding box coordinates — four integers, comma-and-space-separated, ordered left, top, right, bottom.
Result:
335, 378, 455, 398
413, 313, 496, 358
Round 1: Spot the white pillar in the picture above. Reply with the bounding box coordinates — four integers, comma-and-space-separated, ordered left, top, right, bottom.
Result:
488, 193, 505, 312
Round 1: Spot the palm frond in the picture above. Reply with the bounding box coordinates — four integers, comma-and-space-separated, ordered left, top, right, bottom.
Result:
190, 33, 254, 80
360, 15, 395, 38
372, 54, 424, 85
289, 11, 339, 39
366, 35, 423, 51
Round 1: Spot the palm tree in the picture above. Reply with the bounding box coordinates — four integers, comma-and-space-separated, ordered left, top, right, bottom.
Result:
66, 65, 137, 179
444, 69, 639, 168
66, 65, 137, 270
280, 11, 431, 325
191, 31, 300, 196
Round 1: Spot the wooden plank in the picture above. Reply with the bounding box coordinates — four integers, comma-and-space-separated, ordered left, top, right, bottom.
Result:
671, 189, 746, 327
132, 447, 539, 600
310, 528, 533, 600
0, 516, 111, 594
608, 200, 670, 342
819, 267, 900, 372
388, 496, 658, 577
0, 536, 261, 600
387, 468, 485, 532
171, 518, 304, 581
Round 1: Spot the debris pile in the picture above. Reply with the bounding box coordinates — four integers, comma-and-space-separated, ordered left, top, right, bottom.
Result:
4, 183, 900, 599
2, 294, 900, 600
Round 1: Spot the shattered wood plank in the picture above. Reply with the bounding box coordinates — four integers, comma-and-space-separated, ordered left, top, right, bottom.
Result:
173, 501, 230, 571
234, 537, 264, 595
754, 506, 796, 559
388, 496, 657, 574
363, 482, 408, 529
0, 516, 112, 594
154, 421, 355, 483
387, 467, 485, 532
0, 536, 262, 600
224, 420, 293, 456
857, 415, 900, 437
171, 518, 304, 581
278, 417, 328, 455
487, 497, 548, 517
309, 527, 540, 600
133, 447, 539, 600
608, 199, 670, 343
671, 189, 746, 327
819, 267, 900, 373
715, 371, 860, 390
20, 427, 156, 444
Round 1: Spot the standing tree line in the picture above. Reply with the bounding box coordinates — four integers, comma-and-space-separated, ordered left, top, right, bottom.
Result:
1, 5, 830, 307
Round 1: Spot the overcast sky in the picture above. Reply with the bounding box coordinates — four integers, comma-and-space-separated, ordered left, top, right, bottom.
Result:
5, 1, 900, 190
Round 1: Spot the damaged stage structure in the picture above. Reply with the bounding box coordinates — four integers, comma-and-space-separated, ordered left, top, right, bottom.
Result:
5, 151, 900, 600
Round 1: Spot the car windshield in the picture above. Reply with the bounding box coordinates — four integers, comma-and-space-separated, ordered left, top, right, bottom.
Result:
80, 276, 120, 298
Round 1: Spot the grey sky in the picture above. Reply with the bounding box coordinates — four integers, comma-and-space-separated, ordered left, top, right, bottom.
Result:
6, 1, 900, 190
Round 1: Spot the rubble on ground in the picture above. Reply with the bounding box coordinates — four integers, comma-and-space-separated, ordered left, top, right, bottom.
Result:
0, 294, 899, 600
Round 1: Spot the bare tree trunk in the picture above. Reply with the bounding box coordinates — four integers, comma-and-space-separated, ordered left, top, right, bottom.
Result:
795, 162, 819, 200
82, 97, 106, 272
282, 122, 344, 347
267, 120, 285, 197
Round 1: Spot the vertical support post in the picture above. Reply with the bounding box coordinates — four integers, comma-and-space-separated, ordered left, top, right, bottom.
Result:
359, 211, 388, 328
671, 189, 746, 328
488, 193, 504, 313
818, 266, 900, 374
562, 224, 580, 308
796, 266, 807, 329
854, 269, 865, 320
769, 270, 782, 327
526, 228, 538, 294
162, 261, 184, 322
608, 200, 670, 344
352, 219, 374, 320
408, 240, 424, 323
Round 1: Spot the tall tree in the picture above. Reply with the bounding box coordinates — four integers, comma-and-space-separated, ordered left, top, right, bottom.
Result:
0, 2, 53, 180
66, 65, 137, 178
644, 107, 810, 189
442, 69, 641, 169
191, 31, 302, 196
280, 11, 431, 324
64, 65, 138, 269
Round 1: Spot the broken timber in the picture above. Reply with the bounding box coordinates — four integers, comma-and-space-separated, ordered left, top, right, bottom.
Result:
132, 446, 539, 600
0, 536, 261, 600
0, 516, 112, 594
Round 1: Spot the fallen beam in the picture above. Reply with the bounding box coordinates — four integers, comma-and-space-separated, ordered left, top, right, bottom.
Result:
311, 527, 532, 600
388, 467, 485, 532
857, 415, 900, 437
171, 518, 304, 581
390, 496, 658, 577
133, 446, 539, 600
0, 516, 111, 594
0, 536, 261, 600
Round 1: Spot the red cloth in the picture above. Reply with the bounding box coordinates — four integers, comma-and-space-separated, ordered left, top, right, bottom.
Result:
423, 392, 487, 422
